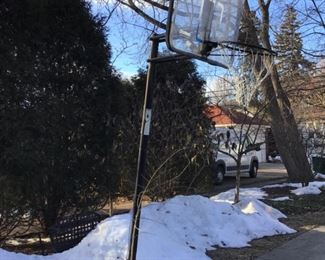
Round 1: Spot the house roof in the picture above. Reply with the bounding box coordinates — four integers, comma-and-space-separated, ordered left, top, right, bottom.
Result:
205, 105, 268, 126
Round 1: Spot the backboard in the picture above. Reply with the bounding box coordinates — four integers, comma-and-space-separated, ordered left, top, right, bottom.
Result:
166, 0, 245, 68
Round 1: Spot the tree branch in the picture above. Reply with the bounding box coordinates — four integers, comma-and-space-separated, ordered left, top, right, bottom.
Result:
311, 0, 325, 30
118, 0, 167, 29
143, 0, 168, 11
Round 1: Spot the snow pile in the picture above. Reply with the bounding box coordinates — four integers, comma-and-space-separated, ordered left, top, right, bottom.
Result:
271, 196, 291, 201
268, 155, 282, 162
264, 181, 325, 198
2, 179, 325, 260
211, 187, 267, 203
292, 185, 322, 195
0, 195, 295, 260
291, 181, 325, 196
315, 173, 325, 180
264, 183, 301, 189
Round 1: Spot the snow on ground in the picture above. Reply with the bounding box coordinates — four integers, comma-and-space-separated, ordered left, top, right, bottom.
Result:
2, 180, 324, 260
271, 196, 291, 201
0, 194, 295, 260
291, 181, 325, 195
211, 187, 267, 203
263, 183, 301, 189
265, 181, 325, 196
315, 173, 325, 180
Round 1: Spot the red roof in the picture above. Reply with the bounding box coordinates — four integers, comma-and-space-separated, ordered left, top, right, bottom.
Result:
205, 105, 268, 126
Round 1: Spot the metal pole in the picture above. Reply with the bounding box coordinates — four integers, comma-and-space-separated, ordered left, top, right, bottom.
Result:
127, 35, 159, 260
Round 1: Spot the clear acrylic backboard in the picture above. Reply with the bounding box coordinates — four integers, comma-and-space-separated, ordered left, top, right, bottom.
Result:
166, 0, 245, 68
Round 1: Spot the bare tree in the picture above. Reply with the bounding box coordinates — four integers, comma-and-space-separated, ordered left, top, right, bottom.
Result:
297, 0, 325, 58
0, 181, 33, 246
210, 102, 267, 203
291, 62, 325, 163
241, 0, 314, 185
206, 52, 272, 203
100, 0, 314, 184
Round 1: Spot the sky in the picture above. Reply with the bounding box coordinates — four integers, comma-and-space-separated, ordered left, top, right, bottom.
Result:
89, 0, 324, 85
89, 0, 230, 81
91, 3, 146, 77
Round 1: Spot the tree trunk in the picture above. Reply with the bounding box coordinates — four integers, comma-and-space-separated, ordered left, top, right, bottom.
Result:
267, 66, 313, 185
242, 0, 313, 185
234, 159, 241, 203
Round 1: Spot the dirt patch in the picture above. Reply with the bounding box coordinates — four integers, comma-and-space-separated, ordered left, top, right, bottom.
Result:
2, 234, 53, 255
207, 191, 325, 260
261, 186, 296, 199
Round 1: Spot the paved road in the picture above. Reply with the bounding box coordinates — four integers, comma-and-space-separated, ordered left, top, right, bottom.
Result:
111, 162, 288, 214
207, 162, 288, 196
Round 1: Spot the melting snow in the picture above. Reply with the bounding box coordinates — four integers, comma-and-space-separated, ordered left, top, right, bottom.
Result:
0, 193, 295, 260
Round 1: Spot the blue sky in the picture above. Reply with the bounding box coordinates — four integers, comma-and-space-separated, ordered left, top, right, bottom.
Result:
90, 0, 324, 82
91, 3, 147, 77
90, 0, 230, 80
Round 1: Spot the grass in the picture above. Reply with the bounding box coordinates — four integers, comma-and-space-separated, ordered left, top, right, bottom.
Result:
263, 187, 325, 215
267, 193, 325, 214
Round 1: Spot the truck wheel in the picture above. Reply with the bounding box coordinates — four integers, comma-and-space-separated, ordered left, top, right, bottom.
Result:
215, 166, 225, 185
249, 161, 258, 178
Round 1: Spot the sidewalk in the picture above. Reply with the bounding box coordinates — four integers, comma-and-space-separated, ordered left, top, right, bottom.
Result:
257, 226, 325, 260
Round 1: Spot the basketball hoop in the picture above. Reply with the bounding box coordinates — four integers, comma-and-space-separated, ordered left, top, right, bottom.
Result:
129, 2, 277, 259
213, 42, 275, 107
166, 0, 276, 107
166, 0, 276, 69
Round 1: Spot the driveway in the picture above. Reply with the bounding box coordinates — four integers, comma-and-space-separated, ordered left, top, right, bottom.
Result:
110, 163, 288, 214
209, 162, 288, 195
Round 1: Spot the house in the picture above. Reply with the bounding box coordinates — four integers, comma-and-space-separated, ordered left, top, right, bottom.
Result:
205, 105, 276, 163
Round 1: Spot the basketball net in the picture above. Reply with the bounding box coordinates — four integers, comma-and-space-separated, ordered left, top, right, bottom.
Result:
217, 45, 275, 108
